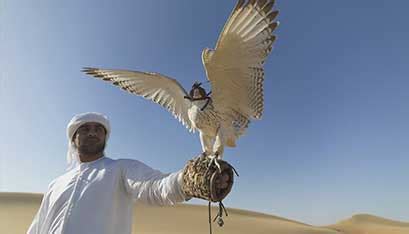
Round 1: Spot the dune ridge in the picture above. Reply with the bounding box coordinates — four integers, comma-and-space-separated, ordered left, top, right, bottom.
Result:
1, 192, 408, 234
328, 213, 409, 234
339, 214, 409, 227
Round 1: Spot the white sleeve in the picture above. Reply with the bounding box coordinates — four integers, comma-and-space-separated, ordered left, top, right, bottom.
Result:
27, 209, 42, 234
27, 181, 54, 234
120, 159, 188, 206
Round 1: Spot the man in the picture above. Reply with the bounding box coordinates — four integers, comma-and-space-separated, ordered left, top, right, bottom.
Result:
27, 112, 231, 234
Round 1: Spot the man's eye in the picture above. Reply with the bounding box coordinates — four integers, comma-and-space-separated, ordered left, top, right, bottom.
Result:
79, 128, 88, 133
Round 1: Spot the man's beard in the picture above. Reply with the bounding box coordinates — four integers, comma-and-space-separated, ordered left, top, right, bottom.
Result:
78, 140, 106, 156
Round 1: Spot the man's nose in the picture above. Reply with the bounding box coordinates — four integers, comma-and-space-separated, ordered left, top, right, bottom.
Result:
87, 129, 98, 136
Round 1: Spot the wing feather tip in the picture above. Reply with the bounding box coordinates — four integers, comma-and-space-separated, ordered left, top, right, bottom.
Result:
81, 67, 98, 73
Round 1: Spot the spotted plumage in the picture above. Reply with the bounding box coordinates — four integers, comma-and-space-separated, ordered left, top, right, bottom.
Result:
82, 0, 279, 161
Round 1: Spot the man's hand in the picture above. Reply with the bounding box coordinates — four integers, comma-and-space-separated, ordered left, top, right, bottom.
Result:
182, 155, 235, 202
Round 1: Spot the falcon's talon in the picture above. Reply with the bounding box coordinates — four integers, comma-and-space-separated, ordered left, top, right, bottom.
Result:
207, 155, 222, 173
214, 152, 223, 173
214, 159, 222, 173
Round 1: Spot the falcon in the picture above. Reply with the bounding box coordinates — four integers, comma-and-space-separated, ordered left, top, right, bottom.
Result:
82, 0, 279, 169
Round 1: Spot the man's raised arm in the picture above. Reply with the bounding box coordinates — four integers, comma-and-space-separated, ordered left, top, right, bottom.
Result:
120, 159, 188, 206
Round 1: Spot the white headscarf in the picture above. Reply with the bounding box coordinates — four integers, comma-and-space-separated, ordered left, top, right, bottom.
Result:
66, 112, 111, 170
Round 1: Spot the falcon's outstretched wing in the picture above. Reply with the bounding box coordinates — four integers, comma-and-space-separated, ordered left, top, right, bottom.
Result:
202, 0, 279, 138
82, 67, 194, 132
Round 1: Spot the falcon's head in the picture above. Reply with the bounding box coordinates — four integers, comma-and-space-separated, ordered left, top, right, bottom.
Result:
190, 82, 207, 99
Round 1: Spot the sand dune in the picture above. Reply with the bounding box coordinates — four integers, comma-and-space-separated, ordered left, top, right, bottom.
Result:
0, 193, 407, 234
328, 214, 409, 234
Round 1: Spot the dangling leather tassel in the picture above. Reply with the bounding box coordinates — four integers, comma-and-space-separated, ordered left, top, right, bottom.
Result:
208, 201, 213, 234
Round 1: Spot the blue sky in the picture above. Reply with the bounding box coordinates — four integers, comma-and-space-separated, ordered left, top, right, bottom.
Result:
1, 0, 409, 225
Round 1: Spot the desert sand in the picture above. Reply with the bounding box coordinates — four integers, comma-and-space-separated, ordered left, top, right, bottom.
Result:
0, 192, 407, 234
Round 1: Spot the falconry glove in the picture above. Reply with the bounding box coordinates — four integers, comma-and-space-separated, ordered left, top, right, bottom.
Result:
182, 155, 235, 202
181, 155, 238, 234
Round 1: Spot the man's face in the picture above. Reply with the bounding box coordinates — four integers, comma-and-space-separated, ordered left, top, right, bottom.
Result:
73, 122, 106, 156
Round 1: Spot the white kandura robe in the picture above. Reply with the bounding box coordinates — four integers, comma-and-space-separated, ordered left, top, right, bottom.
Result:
27, 156, 188, 234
